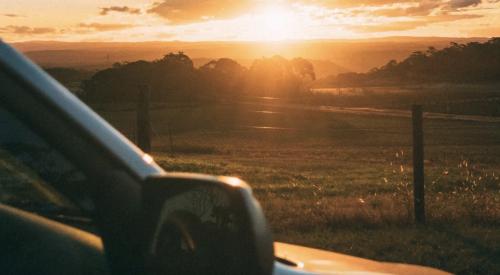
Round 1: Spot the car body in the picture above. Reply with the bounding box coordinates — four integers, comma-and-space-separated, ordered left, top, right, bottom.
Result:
0, 41, 449, 275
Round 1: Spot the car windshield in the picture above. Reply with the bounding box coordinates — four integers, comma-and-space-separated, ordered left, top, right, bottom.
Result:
2, 2, 500, 274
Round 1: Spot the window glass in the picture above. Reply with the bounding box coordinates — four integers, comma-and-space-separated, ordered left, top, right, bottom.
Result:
0, 105, 94, 220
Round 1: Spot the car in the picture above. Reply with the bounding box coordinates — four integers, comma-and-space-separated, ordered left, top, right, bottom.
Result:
0, 40, 449, 275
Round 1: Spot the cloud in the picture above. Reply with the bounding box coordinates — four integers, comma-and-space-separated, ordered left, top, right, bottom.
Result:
446, 0, 482, 9
371, 1, 441, 17
100, 6, 141, 16
0, 25, 56, 34
467, 25, 500, 36
147, 0, 429, 24
78, 23, 134, 31
3, 13, 24, 18
405, 1, 443, 15
352, 20, 429, 32
300, 0, 420, 8
308, 0, 486, 9
431, 13, 484, 21
352, 13, 482, 32
368, 0, 487, 17
147, 0, 254, 24
147, 0, 486, 25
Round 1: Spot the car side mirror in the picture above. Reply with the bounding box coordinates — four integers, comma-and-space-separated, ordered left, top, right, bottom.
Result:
141, 173, 274, 275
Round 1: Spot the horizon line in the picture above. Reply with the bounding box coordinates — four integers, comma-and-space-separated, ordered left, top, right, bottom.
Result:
5, 35, 495, 44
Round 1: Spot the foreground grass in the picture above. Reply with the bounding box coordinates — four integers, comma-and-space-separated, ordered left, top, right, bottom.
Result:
153, 149, 499, 274
97, 103, 500, 274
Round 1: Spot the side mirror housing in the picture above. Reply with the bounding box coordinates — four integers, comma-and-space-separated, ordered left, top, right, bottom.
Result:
142, 173, 274, 275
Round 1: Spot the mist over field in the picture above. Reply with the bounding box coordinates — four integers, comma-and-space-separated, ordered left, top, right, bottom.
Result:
13, 37, 488, 74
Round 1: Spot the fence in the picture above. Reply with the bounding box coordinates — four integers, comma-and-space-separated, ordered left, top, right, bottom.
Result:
93, 90, 500, 228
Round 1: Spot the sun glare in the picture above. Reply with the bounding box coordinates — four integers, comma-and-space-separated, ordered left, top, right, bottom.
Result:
252, 5, 296, 41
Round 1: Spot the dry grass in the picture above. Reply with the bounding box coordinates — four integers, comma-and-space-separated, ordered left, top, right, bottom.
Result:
154, 150, 500, 274
96, 102, 500, 274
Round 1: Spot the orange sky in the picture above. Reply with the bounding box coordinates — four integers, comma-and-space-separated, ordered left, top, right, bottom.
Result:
1, 0, 499, 42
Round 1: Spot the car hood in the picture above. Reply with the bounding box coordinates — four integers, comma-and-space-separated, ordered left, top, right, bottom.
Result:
273, 242, 450, 275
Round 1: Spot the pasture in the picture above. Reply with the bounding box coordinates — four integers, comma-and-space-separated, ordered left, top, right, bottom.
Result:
94, 99, 500, 274
307, 83, 500, 117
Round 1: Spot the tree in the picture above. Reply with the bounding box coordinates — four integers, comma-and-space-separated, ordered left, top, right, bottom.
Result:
291, 58, 316, 81
83, 52, 198, 102
83, 52, 318, 102
150, 52, 198, 102
245, 56, 315, 97
199, 58, 247, 100
330, 38, 500, 86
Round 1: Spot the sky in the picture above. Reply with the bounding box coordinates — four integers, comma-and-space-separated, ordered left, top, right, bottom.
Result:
1, 0, 500, 42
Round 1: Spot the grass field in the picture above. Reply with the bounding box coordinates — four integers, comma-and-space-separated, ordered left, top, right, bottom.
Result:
307, 83, 500, 117
95, 100, 500, 274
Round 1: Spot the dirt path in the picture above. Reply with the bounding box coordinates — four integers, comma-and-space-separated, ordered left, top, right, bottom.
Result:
320, 106, 500, 123
240, 101, 500, 123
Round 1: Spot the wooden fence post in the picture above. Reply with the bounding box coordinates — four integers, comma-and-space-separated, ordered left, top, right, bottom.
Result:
137, 84, 151, 153
412, 104, 425, 224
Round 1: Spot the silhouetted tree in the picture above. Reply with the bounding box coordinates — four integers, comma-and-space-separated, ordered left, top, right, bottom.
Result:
83, 52, 316, 102
245, 56, 315, 97
331, 38, 500, 86
84, 52, 199, 102
150, 52, 198, 102
84, 60, 152, 102
199, 58, 247, 100
291, 58, 316, 81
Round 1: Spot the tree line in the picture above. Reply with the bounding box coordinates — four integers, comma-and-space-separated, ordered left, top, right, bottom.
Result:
80, 53, 315, 103
328, 38, 500, 87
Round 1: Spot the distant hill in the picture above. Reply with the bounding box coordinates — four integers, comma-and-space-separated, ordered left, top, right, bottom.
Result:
309, 59, 350, 78
12, 37, 488, 74
326, 38, 500, 86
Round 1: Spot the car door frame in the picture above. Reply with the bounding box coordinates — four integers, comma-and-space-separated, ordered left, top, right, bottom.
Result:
0, 43, 148, 274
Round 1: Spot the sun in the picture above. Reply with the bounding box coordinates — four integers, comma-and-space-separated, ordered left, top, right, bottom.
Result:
251, 5, 296, 41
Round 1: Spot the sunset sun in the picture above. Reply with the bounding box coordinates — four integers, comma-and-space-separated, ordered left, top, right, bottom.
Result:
251, 5, 296, 41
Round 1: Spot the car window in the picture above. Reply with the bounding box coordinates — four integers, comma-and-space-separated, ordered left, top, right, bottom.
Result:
0, 104, 95, 222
